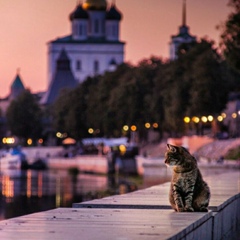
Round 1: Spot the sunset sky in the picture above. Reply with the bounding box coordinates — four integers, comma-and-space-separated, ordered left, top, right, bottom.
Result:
0, 0, 230, 97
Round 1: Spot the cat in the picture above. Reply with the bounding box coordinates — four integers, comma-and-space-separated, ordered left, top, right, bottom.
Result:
165, 144, 210, 212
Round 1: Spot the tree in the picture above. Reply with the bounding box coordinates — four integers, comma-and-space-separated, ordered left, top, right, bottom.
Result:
186, 40, 229, 117
219, 0, 240, 73
158, 60, 189, 136
52, 80, 94, 140
6, 90, 43, 144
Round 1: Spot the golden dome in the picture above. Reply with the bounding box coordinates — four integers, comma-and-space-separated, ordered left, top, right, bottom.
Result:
83, 0, 107, 11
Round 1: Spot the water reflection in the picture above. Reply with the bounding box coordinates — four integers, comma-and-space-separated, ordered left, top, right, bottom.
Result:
0, 169, 109, 220
0, 169, 145, 221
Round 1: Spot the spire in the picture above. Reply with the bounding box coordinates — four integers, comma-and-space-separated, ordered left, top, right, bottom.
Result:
182, 0, 186, 26
10, 71, 25, 100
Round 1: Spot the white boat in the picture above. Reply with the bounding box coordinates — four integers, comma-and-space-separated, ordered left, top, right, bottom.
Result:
0, 148, 28, 170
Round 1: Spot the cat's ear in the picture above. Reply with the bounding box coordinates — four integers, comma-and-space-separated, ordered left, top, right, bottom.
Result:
167, 144, 177, 152
181, 146, 189, 153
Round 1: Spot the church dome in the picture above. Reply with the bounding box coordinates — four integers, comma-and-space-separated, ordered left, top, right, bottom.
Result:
69, 4, 89, 21
106, 4, 122, 20
82, 0, 107, 11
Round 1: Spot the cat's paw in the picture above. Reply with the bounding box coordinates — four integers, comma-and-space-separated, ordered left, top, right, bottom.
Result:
184, 207, 194, 212
177, 207, 184, 212
199, 207, 208, 212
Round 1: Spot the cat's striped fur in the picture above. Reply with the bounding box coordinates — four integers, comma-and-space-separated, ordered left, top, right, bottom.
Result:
165, 144, 210, 212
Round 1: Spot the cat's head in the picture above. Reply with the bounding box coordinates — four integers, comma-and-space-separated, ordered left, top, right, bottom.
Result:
164, 144, 191, 167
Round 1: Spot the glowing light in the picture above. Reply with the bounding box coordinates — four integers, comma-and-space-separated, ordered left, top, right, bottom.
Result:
208, 115, 214, 122
38, 138, 43, 144
131, 125, 137, 131
192, 117, 200, 123
27, 138, 32, 145
201, 116, 208, 123
145, 123, 151, 129
2, 137, 15, 144
119, 144, 126, 153
56, 132, 62, 138
221, 113, 226, 118
232, 113, 237, 119
184, 117, 190, 123
88, 128, 94, 134
153, 123, 158, 128
95, 129, 100, 134
123, 125, 129, 131
217, 116, 223, 122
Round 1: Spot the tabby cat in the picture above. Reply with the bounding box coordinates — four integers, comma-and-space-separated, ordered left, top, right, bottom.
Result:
165, 144, 210, 212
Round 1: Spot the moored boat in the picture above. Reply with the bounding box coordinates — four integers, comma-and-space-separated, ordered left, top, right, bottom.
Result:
0, 147, 28, 170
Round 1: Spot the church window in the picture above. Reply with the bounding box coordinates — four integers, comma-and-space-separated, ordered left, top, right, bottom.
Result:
76, 60, 81, 71
94, 60, 99, 73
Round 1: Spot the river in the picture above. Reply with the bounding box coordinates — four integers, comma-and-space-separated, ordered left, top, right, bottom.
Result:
0, 167, 170, 221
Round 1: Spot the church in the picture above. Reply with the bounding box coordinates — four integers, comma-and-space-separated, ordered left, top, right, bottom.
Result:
47, 0, 125, 86
169, 0, 196, 60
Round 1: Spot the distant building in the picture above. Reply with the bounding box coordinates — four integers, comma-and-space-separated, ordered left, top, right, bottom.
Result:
47, 0, 125, 86
0, 72, 26, 115
9, 72, 25, 101
169, 0, 196, 60
41, 49, 78, 105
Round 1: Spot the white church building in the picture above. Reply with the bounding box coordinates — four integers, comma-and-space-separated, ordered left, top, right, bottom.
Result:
47, 0, 125, 85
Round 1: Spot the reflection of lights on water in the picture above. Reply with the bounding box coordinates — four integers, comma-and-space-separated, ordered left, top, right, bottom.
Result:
27, 171, 32, 198
38, 172, 43, 198
2, 176, 14, 199
56, 177, 61, 208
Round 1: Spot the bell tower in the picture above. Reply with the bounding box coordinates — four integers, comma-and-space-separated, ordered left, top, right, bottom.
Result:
169, 0, 196, 60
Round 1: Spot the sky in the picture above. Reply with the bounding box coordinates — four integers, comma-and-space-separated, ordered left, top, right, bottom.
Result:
0, 0, 230, 98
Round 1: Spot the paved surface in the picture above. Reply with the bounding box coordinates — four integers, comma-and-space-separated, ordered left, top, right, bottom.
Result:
74, 171, 240, 211
0, 208, 212, 240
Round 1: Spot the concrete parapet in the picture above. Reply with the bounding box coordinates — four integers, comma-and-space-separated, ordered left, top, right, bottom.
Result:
212, 193, 240, 240
74, 171, 240, 239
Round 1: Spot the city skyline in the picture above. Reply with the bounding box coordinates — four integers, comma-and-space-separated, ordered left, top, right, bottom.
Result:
0, 0, 229, 97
